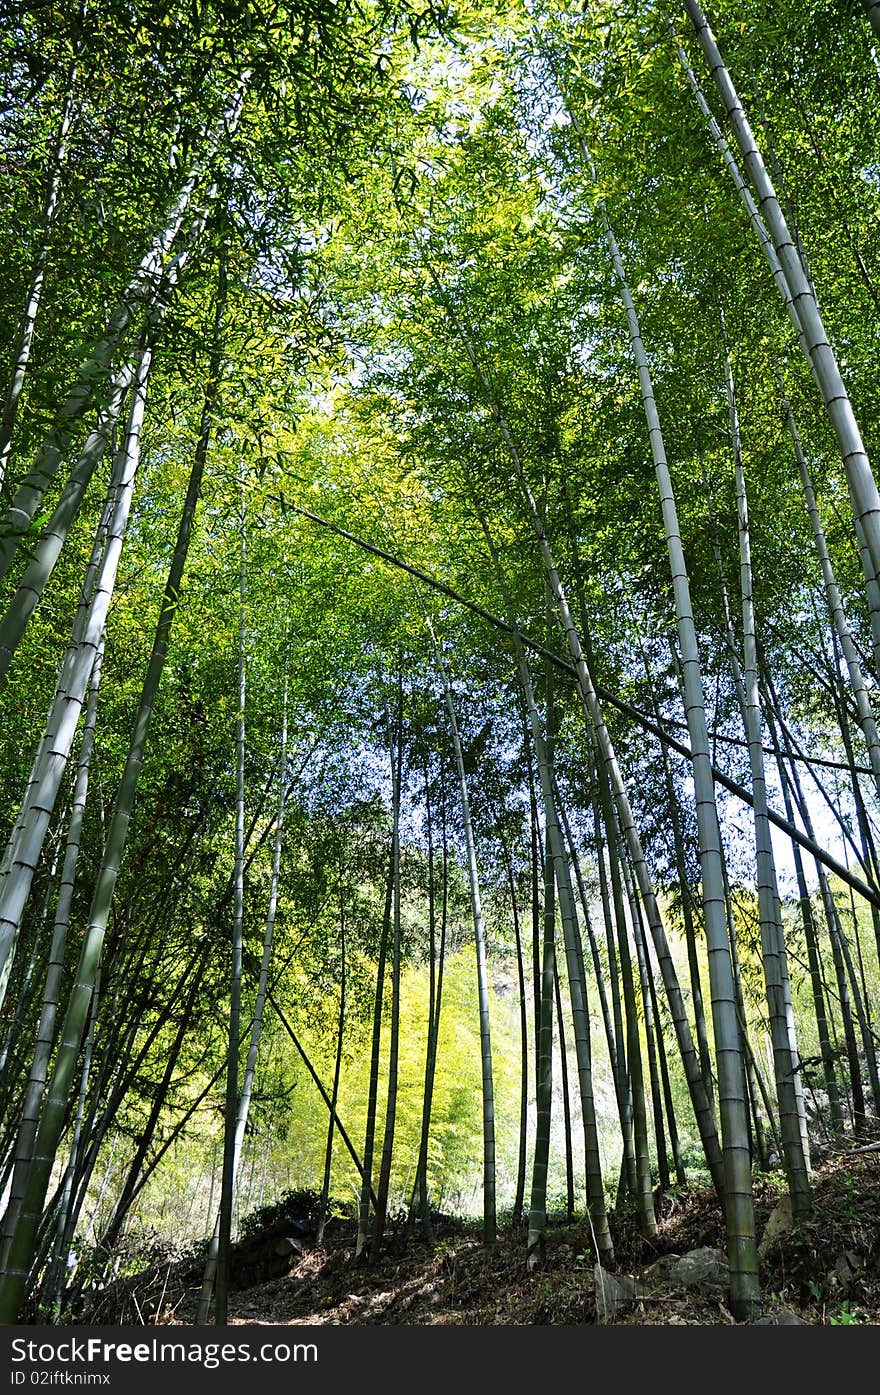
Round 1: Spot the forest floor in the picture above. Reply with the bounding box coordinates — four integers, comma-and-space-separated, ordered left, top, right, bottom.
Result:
74, 1150, 880, 1327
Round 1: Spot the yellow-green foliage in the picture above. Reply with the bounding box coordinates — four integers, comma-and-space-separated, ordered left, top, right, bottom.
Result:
132, 948, 522, 1240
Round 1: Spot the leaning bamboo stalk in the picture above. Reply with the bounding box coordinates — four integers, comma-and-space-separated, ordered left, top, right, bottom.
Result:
0, 165, 228, 669
622, 857, 669, 1191
0, 77, 246, 580
61, 944, 214, 1281
99, 954, 211, 1260
595, 755, 655, 1236
829, 659, 880, 973
725, 348, 811, 1214
0, 636, 105, 1267
769, 728, 844, 1132
0, 434, 118, 899
591, 789, 635, 1181
850, 514, 880, 675
266, 991, 373, 1197
41, 966, 101, 1316
0, 78, 75, 488
673, 22, 880, 641
557, 797, 626, 1141
545, 743, 614, 1252
637, 903, 688, 1187
623, 591, 715, 1103
669, 32, 809, 359
768, 692, 869, 1130
0, 346, 150, 1015
0, 364, 138, 685
0, 842, 60, 1111
782, 394, 880, 802
473, 506, 612, 1249
600, 205, 757, 1312
682, 0, 880, 594
0, 264, 225, 1321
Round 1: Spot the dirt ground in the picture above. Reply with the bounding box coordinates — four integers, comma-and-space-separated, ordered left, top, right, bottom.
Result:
72, 1150, 880, 1327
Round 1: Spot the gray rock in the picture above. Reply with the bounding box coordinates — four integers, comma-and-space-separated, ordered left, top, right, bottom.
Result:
643, 1253, 682, 1286
753, 1309, 807, 1325
832, 1250, 864, 1284
593, 1264, 638, 1322
669, 1246, 728, 1290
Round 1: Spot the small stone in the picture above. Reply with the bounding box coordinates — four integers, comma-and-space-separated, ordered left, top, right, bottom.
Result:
753, 1309, 807, 1325
669, 1247, 728, 1290
833, 1251, 864, 1284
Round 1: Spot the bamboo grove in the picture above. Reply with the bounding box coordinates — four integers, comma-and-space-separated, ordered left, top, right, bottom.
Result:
1, 0, 880, 1326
